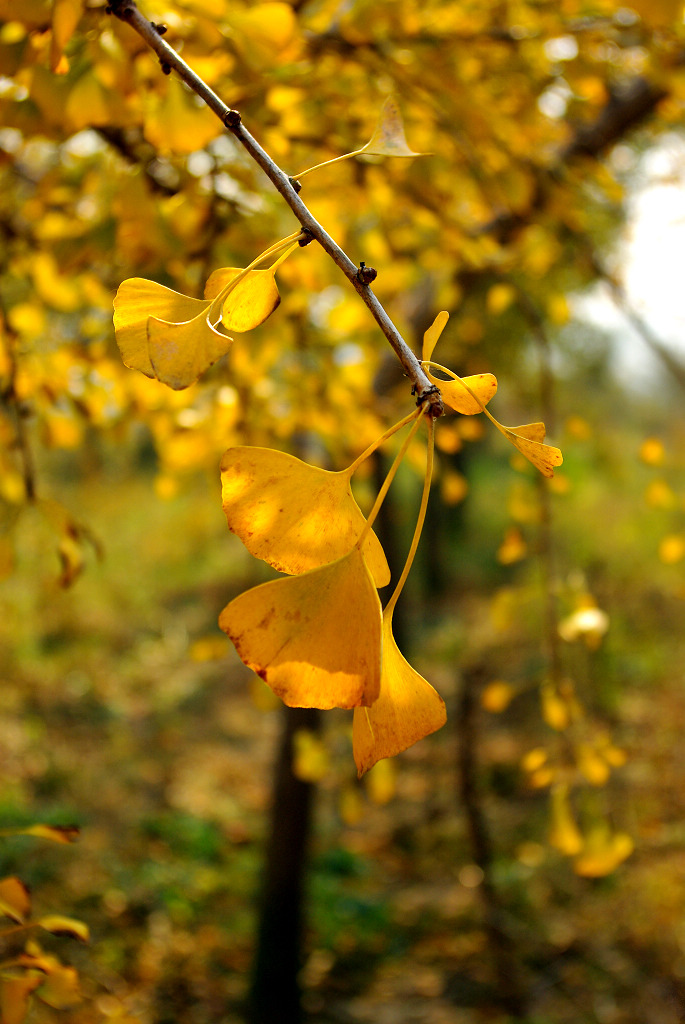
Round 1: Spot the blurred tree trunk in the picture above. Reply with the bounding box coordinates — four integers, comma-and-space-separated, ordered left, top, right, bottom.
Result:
248, 706, 320, 1024
457, 664, 529, 1019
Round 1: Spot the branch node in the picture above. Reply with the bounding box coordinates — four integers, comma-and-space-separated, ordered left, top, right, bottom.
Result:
150, 21, 168, 35
356, 261, 377, 285
106, 0, 136, 17
160, 60, 172, 75
414, 384, 444, 417
298, 229, 314, 247
288, 176, 302, 193
223, 109, 242, 130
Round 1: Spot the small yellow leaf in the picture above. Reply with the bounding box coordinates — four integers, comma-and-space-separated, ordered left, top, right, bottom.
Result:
497, 526, 527, 564
486, 283, 516, 315
144, 76, 221, 155
502, 425, 563, 477
659, 534, 685, 565
574, 826, 633, 878
220, 447, 390, 586
36, 965, 81, 1010
0, 974, 41, 1024
352, 609, 446, 776
481, 680, 515, 713
541, 684, 570, 731
51, 0, 81, 73
361, 96, 424, 158
576, 743, 610, 786
422, 311, 449, 363
204, 267, 281, 332
147, 306, 233, 390
366, 758, 396, 805
549, 784, 583, 856
219, 547, 382, 710
426, 370, 498, 415
38, 916, 90, 943
292, 729, 329, 782
0, 877, 31, 923
639, 436, 665, 465
113, 278, 208, 378
17, 824, 80, 844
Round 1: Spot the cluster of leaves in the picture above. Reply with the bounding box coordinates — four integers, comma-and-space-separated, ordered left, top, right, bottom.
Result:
0, 825, 86, 1024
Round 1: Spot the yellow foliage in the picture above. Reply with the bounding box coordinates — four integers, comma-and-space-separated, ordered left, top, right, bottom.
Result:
481, 680, 515, 713
352, 609, 446, 776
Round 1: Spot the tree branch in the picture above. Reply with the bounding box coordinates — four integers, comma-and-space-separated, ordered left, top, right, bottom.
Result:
107, 0, 443, 417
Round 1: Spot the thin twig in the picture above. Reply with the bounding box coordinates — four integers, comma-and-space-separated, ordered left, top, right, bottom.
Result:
106, 0, 443, 416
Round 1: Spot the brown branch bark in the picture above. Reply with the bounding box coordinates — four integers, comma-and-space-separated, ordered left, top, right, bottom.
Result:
107, 0, 443, 417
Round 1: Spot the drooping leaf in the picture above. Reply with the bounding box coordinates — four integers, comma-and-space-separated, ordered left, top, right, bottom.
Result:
0, 974, 41, 1024
35, 966, 81, 1010
12, 824, 80, 844
426, 369, 498, 414
204, 268, 281, 332
219, 547, 382, 710
51, 0, 82, 73
573, 827, 634, 878
220, 447, 390, 586
37, 916, 90, 943
361, 96, 425, 158
548, 784, 583, 856
147, 306, 233, 390
422, 310, 449, 363
0, 877, 31, 923
113, 279, 208, 378
352, 609, 446, 776
502, 424, 563, 477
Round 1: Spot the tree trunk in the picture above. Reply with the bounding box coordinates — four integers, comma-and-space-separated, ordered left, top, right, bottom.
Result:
248, 705, 320, 1024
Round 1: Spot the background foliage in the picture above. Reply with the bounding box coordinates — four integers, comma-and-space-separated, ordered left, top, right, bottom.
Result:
2, 0, 685, 1021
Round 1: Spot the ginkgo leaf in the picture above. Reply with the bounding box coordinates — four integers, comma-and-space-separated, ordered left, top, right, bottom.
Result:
144, 76, 222, 155
508, 421, 546, 443
361, 96, 424, 158
37, 916, 90, 943
0, 975, 42, 1024
204, 268, 281, 332
352, 609, 446, 776
219, 547, 382, 710
573, 827, 634, 878
502, 425, 563, 477
51, 0, 81, 74
147, 306, 233, 390
15, 824, 80, 844
113, 279, 209, 378
0, 877, 31, 924
220, 447, 390, 586
35, 966, 81, 1010
548, 784, 583, 856
425, 369, 498, 414
422, 311, 449, 363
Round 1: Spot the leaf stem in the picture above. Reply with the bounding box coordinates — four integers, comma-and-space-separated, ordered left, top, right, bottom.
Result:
107, 0, 443, 416
384, 414, 434, 617
344, 408, 422, 478
207, 232, 303, 327
292, 149, 365, 181
356, 408, 424, 548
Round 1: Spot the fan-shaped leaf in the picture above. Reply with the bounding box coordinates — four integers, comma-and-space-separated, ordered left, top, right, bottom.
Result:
204, 268, 281, 332
503, 425, 563, 477
426, 369, 498, 414
220, 447, 390, 586
422, 311, 449, 363
219, 547, 382, 710
113, 279, 208, 378
147, 308, 233, 390
0, 877, 31, 923
361, 96, 424, 158
353, 610, 446, 776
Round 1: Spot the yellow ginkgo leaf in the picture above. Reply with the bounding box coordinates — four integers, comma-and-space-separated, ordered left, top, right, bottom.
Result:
548, 784, 583, 856
508, 421, 546, 443
147, 306, 233, 390
220, 447, 390, 586
361, 96, 425, 158
573, 826, 634, 878
51, 0, 81, 73
113, 278, 209, 378
426, 369, 498, 415
204, 267, 281, 332
144, 76, 222, 155
0, 876, 31, 923
219, 547, 382, 710
422, 310, 449, 363
502, 425, 563, 477
352, 609, 446, 776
